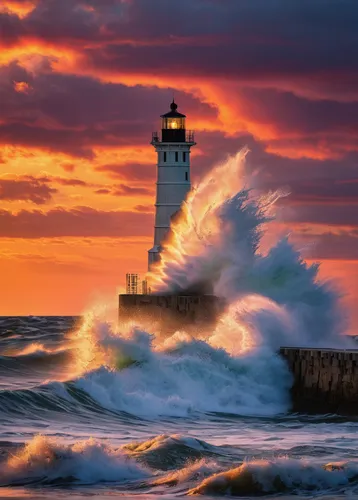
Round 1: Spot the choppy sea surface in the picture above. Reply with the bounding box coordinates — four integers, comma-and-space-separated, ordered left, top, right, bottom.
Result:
1, 316, 358, 500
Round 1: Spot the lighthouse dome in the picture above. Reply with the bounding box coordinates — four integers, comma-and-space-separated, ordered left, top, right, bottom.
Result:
160, 100, 186, 141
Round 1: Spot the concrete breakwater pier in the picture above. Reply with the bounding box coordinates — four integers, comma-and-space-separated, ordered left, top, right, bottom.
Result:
280, 347, 358, 415
118, 294, 225, 334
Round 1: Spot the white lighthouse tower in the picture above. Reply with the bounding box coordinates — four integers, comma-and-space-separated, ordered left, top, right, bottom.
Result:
148, 100, 196, 270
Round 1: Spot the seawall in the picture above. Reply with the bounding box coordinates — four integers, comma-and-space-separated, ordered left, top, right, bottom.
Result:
280, 347, 358, 414
118, 294, 225, 334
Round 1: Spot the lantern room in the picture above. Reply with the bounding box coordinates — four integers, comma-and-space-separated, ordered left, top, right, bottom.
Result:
161, 100, 186, 142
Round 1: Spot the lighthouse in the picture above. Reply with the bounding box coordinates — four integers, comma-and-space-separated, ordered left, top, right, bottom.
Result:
148, 100, 196, 270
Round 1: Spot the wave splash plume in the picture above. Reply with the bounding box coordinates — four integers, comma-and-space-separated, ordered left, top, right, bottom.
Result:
149, 148, 347, 349
61, 148, 349, 419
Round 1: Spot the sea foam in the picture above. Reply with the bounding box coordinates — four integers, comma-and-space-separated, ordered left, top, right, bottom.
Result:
188, 458, 358, 496
68, 148, 350, 419
0, 435, 148, 486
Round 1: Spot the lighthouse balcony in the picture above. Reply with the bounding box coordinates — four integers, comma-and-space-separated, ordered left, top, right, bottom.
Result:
152, 130, 195, 144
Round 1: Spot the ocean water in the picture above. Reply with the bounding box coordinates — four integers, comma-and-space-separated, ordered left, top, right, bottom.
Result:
1, 150, 355, 498
1, 315, 358, 500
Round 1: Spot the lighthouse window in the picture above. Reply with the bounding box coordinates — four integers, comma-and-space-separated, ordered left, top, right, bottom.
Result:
175, 152, 178, 162
183, 152, 187, 162
185, 171, 188, 181
163, 152, 167, 162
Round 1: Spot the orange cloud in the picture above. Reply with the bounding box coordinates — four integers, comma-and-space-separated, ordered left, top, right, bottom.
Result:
1, 0, 37, 18
13, 80, 32, 93
0, 206, 153, 238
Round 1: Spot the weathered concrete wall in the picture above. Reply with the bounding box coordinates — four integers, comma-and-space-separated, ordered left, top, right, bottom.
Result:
280, 347, 358, 414
118, 294, 225, 334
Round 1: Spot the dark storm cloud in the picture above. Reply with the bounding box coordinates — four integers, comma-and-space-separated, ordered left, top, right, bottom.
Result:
0, 206, 152, 237
0, 122, 95, 158
0, 177, 58, 204
182, 131, 358, 229
2, 0, 358, 100
92, 128, 358, 249
94, 188, 111, 195
0, 62, 216, 156
134, 204, 154, 213
247, 144, 358, 227
249, 150, 358, 205
0, 11, 25, 45
5, 0, 358, 51
0, 174, 114, 205
74, 0, 358, 101
295, 231, 358, 261
94, 184, 153, 196
0, 60, 216, 132
238, 88, 358, 136
25, 0, 103, 42
285, 203, 358, 228
54, 177, 87, 186
113, 184, 153, 196
1, 0, 358, 247
190, 132, 255, 181
96, 163, 156, 182
2, 0, 358, 159
285, 179, 358, 205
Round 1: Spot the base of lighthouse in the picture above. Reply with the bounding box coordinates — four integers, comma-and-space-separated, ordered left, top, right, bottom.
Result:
118, 293, 225, 334
148, 244, 161, 268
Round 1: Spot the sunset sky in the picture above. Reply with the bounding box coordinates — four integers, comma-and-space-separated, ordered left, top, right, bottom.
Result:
0, 0, 357, 330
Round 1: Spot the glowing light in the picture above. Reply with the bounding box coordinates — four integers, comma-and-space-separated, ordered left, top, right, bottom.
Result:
170, 120, 178, 129
13, 81, 31, 94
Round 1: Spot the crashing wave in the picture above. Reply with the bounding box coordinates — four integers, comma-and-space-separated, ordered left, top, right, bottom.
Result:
0, 435, 149, 486
188, 458, 358, 496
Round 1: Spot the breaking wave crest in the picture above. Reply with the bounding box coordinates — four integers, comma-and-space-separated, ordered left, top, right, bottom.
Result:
0, 348, 70, 373
6, 343, 68, 357
71, 318, 291, 417
0, 435, 148, 486
188, 458, 358, 496
0, 317, 290, 418
124, 434, 222, 470
3, 434, 358, 495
